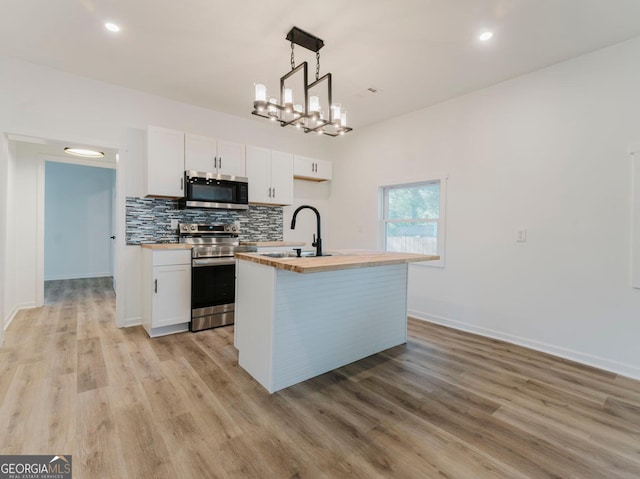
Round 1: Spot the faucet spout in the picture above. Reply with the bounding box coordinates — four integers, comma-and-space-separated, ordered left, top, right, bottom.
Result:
290, 205, 322, 257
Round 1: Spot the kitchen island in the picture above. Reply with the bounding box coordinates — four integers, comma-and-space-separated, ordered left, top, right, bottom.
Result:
234, 250, 439, 393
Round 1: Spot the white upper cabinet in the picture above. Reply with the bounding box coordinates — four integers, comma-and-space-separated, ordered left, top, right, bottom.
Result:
184, 133, 217, 173
246, 146, 294, 206
146, 126, 185, 198
293, 155, 332, 181
270, 150, 294, 205
185, 134, 246, 177
216, 140, 246, 177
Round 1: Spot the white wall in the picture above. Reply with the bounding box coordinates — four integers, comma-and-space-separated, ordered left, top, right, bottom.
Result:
329, 37, 640, 379
5, 142, 40, 318
44, 161, 115, 280
0, 135, 7, 339
283, 180, 332, 251
0, 54, 333, 327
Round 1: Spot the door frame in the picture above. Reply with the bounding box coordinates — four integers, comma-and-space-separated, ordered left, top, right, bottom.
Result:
4, 132, 125, 328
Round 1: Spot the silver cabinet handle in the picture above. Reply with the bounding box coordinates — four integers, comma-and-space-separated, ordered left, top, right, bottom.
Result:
268, 187, 272, 197
273, 187, 276, 197
154, 279, 158, 293
180, 177, 184, 190
218, 157, 222, 169
213, 157, 217, 169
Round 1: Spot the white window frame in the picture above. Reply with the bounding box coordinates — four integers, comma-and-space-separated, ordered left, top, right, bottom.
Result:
379, 177, 447, 268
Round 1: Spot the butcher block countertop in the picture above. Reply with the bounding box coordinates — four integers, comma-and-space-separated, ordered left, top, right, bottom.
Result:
235, 250, 439, 274
140, 244, 193, 250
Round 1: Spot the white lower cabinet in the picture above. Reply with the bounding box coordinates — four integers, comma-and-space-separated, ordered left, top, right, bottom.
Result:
142, 249, 191, 338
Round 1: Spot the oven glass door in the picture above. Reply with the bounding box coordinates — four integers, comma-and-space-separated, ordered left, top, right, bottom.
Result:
191, 262, 235, 309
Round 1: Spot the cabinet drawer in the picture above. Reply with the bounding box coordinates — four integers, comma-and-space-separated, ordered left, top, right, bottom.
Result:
152, 249, 191, 266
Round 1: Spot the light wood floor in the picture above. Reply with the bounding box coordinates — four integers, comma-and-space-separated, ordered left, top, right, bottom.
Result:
1, 278, 639, 478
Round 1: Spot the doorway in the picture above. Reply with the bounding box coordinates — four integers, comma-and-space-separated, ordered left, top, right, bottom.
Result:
2, 135, 121, 328
44, 161, 116, 301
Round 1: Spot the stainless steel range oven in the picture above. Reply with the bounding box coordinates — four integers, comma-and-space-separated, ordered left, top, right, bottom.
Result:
179, 223, 256, 332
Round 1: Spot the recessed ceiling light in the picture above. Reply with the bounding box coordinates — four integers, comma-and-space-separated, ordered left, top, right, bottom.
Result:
105, 22, 121, 33
64, 147, 105, 158
479, 31, 494, 42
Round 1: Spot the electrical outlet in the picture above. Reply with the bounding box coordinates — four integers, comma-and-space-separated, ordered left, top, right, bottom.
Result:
170, 219, 179, 230
516, 229, 527, 242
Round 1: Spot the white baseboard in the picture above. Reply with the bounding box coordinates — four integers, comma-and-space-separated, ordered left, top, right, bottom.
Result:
44, 272, 113, 281
408, 309, 640, 381
124, 316, 142, 328
4, 302, 37, 331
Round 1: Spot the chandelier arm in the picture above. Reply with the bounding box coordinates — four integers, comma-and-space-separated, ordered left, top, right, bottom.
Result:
315, 52, 320, 81
291, 41, 295, 70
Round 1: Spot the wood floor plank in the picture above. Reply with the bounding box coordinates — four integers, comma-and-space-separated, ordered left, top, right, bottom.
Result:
76, 388, 128, 478
1, 278, 639, 478
76, 337, 108, 393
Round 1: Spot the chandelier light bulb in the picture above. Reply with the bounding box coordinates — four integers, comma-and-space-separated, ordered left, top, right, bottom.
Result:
309, 96, 320, 114
255, 84, 267, 102
268, 98, 278, 120
284, 88, 293, 107
341, 111, 347, 127
332, 103, 341, 123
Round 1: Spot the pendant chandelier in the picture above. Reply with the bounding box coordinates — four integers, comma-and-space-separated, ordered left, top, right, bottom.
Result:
252, 26, 353, 137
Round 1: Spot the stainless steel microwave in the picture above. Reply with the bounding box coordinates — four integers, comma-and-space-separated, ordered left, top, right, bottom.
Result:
181, 170, 249, 210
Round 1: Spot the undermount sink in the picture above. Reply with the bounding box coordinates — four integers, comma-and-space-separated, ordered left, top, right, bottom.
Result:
259, 252, 289, 258
258, 252, 332, 258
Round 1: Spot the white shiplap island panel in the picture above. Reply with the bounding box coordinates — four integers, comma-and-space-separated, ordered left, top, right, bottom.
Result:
235, 250, 436, 393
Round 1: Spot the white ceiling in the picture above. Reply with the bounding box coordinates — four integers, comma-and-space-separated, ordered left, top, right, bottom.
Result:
2, 0, 640, 130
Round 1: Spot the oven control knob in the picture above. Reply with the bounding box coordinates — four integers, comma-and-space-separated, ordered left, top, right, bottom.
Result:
190, 225, 197, 231
230, 225, 238, 232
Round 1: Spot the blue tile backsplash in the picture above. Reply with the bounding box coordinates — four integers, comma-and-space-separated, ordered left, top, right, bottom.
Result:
125, 197, 283, 244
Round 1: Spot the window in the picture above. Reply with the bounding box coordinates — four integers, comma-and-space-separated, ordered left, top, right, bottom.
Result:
381, 178, 446, 267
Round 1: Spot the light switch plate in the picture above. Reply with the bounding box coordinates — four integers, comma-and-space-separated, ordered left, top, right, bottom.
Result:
516, 229, 527, 242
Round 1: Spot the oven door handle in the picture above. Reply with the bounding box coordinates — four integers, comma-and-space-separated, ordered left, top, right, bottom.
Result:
192, 257, 236, 267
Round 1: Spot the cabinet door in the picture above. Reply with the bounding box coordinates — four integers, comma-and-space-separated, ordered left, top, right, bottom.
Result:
217, 140, 246, 177
293, 155, 316, 180
293, 155, 332, 181
314, 159, 332, 181
146, 126, 185, 197
185, 133, 217, 173
245, 145, 272, 204
270, 150, 294, 205
151, 264, 191, 328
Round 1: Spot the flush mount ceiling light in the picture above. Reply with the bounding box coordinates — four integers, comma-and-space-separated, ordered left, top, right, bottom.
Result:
64, 147, 105, 158
479, 31, 494, 41
252, 26, 352, 137
104, 22, 121, 33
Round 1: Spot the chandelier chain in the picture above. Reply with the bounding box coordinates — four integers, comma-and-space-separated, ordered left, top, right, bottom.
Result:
290, 42, 295, 70
315, 52, 320, 81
